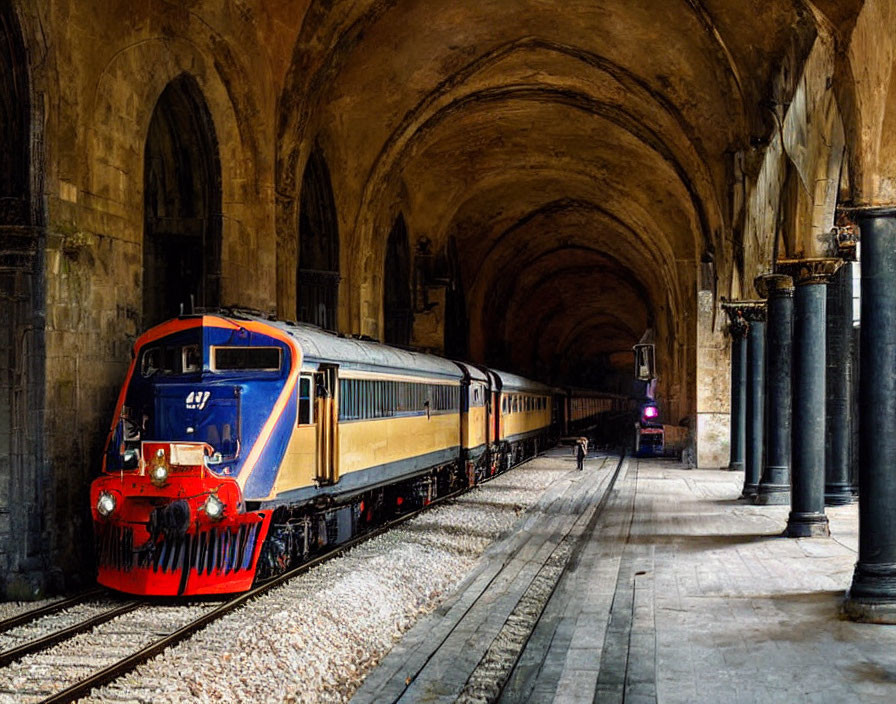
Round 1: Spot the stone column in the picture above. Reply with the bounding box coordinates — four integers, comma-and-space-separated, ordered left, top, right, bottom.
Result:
742, 303, 767, 498
845, 207, 896, 622
779, 259, 841, 538
722, 303, 750, 473
754, 274, 794, 505
825, 255, 856, 506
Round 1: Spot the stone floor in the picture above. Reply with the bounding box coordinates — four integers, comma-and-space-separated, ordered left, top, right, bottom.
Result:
352, 455, 896, 704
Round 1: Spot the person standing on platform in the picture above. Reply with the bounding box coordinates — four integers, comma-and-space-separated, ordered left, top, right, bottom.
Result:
575, 437, 587, 471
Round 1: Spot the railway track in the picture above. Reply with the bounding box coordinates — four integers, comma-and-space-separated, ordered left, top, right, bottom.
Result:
0, 589, 106, 636
0, 458, 526, 704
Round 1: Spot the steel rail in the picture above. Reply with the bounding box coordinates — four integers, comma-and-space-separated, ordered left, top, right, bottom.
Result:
38, 452, 537, 704
490, 450, 627, 703
383, 450, 626, 704
0, 588, 106, 635
0, 601, 141, 668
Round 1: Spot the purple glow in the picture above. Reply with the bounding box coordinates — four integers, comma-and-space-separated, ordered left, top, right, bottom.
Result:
643, 406, 658, 419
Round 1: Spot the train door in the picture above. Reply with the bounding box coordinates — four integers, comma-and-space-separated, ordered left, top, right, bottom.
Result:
496, 392, 505, 441
315, 364, 339, 484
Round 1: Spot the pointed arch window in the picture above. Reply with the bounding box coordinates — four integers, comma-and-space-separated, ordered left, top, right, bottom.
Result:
384, 214, 412, 346
143, 74, 222, 326
297, 146, 340, 330
0, 4, 30, 228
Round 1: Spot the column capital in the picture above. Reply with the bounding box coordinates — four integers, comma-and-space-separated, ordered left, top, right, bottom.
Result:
721, 300, 765, 335
777, 258, 843, 286
837, 204, 896, 219
754, 273, 794, 299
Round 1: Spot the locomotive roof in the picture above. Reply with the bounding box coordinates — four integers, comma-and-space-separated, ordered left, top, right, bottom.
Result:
452, 360, 489, 383
224, 313, 464, 381
490, 368, 554, 394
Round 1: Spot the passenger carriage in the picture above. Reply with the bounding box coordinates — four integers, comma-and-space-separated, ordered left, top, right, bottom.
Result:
90, 311, 576, 596
92, 313, 468, 595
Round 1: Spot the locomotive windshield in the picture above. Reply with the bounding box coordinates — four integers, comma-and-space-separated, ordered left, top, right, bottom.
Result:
105, 325, 292, 475
107, 330, 240, 473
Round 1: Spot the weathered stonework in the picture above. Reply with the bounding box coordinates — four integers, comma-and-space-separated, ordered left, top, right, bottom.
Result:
1, 0, 894, 596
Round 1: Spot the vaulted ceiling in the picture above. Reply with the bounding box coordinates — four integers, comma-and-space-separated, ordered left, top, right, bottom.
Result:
270, 0, 852, 397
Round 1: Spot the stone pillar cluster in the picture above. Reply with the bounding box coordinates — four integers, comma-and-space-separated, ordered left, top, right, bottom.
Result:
722, 209, 896, 621
722, 301, 766, 500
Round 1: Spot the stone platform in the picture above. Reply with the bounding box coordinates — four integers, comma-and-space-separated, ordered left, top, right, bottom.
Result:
352, 455, 896, 704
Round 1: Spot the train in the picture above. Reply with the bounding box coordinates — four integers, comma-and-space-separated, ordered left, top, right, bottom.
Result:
90, 311, 621, 596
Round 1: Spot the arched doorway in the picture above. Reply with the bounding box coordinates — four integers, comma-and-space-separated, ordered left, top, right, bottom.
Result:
143, 74, 222, 327
0, 3, 43, 597
383, 214, 412, 346
297, 146, 340, 330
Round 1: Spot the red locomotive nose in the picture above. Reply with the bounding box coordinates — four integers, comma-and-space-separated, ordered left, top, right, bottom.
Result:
90, 441, 271, 596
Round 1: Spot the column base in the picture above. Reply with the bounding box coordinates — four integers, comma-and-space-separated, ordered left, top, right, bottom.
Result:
825, 483, 856, 506
753, 484, 790, 505
785, 511, 830, 537
729, 461, 744, 472
844, 563, 896, 623
740, 483, 759, 499
842, 596, 896, 623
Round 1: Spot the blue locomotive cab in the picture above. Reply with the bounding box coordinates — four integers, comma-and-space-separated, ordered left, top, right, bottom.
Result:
105, 318, 294, 481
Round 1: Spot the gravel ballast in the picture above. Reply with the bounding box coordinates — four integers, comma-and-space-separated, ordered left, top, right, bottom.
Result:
78, 454, 575, 703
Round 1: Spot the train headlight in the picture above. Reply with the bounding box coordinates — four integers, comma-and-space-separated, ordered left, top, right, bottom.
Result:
96, 491, 117, 517
150, 463, 169, 487
150, 448, 169, 487
203, 493, 225, 521
642, 405, 658, 421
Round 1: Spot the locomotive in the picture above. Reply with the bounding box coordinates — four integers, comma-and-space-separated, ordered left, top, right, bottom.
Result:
90, 312, 567, 596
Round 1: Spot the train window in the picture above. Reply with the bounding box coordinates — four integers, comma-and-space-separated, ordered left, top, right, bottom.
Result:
141, 347, 161, 377
183, 345, 201, 373
213, 346, 281, 372
298, 375, 314, 425
163, 346, 181, 374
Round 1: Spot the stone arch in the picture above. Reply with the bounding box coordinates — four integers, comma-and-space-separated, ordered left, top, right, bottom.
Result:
351, 76, 718, 331
0, 2, 47, 598
298, 144, 340, 330
383, 213, 412, 346
143, 74, 223, 325
273, 36, 724, 334
0, 5, 29, 225
87, 35, 271, 315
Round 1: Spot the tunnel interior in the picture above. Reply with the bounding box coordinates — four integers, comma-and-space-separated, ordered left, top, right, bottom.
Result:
280, 0, 810, 419
143, 74, 222, 327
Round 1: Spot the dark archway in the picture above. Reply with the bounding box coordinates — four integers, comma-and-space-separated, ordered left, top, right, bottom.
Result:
143, 74, 222, 327
0, 4, 46, 598
383, 214, 412, 346
297, 146, 340, 330
0, 6, 29, 225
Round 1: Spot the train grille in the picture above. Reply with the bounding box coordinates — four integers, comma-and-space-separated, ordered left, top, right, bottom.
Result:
96, 522, 262, 576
